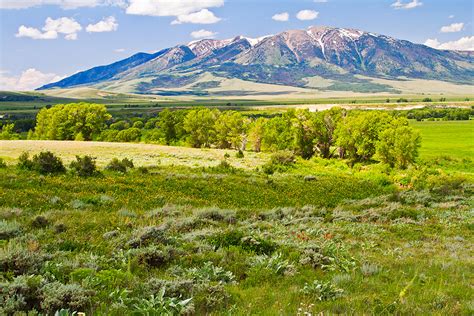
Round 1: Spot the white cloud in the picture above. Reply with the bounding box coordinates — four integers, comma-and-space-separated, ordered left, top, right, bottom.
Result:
190, 29, 217, 39
440, 22, 464, 33
424, 36, 474, 51
126, 0, 224, 17
114, 48, 126, 53
16, 26, 57, 40
0, 0, 125, 9
86, 16, 118, 32
313, 0, 328, 2
0, 68, 63, 91
16, 17, 82, 40
171, 9, 221, 25
391, 0, 423, 10
272, 12, 289, 22
448, 15, 454, 19
296, 10, 319, 21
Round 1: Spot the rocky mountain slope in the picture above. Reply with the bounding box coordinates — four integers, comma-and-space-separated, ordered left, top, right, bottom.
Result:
39, 26, 474, 95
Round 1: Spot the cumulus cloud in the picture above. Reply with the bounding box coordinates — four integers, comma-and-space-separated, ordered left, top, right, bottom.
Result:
391, 0, 422, 10
190, 29, 217, 39
86, 16, 118, 32
296, 10, 319, 21
440, 22, 464, 33
272, 12, 289, 22
0, 0, 125, 10
424, 36, 474, 51
126, 0, 224, 17
16, 17, 82, 40
0, 69, 63, 91
171, 9, 221, 25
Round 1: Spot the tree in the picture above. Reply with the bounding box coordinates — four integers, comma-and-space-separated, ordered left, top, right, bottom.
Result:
0, 123, 20, 140
34, 103, 111, 140
335, 111, 392, 161
183, 109, 219, 148
376, 119, 421, 169
214, 111, 245, 149
157, 109, 186, 145
292, 110, 316, 159
262, 111, 295, 151
248, 118, 267, 152
311, 107, 345, 158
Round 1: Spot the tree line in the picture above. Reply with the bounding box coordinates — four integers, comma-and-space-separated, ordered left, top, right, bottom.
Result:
21, 102, 424, 169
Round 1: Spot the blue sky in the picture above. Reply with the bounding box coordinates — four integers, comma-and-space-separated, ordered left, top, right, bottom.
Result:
0, 0, 473, 90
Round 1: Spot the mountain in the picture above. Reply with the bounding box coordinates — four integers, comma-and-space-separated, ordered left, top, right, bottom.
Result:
39, 26, 474, 96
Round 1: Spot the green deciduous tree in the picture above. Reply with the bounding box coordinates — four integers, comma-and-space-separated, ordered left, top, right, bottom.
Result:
376, 118, 421, 169
214, 111, 245, 149
34, 103, 111, 141
183, 109, 219, 148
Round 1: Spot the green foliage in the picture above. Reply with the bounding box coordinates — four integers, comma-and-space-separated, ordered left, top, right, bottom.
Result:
132, 288, 192, 315
377, 118, 421, 168
0, 220, 22, 239
19, 151, 66, 174
300, 280, 344, 301
184, 109, 219, 148
115, 128, 141, 142
34, 103, 111, 140
40, 282, 93, 314
105, 158, 134, 173
69, 155, 99, 177
214, 111, 245, 149
0, 158, 6, 168
0, 123, 20, 140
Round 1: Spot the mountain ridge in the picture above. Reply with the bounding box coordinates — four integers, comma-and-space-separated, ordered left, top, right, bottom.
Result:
39, 26, 474, 95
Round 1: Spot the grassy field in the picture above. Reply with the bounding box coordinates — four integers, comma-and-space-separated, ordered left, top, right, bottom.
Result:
411, 120, 474, 160
1, 120, 473, 315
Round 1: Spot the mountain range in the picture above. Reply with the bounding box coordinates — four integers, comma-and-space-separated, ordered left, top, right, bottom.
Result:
39, 26, 474, 97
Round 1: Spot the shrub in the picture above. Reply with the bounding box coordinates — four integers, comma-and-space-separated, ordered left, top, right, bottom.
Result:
195, 207, 237, 224
235, 150, 244, 158
17, 152, 34, 170
0, 242, 48, 275
270, 150, 296, 165
31, 215, 50, 228
0, 158, 6, 168
30, 151, 66, 175
127, 225, 169, 248
105, 158, 134, 173
69, 155, 99, 177
132, 246, 177, 268
300, 280, 344, 301
40, 282, 94, 314
0, 220, 22, 239
1, 275, 45, 314
208, 230, 276, 255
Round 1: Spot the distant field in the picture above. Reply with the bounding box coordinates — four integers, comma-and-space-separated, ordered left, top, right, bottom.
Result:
411, 120, 474, 159
0, 140, 268, 170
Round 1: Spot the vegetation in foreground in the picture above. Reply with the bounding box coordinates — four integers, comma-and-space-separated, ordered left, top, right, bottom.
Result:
0, 139, 473, 315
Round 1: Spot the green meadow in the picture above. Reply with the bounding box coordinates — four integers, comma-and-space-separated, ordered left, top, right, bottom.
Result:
0, 105, 473, 315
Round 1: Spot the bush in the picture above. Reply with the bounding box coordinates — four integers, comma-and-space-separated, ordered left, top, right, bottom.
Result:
0, 220, 22, 239
172, 261, 235, 284
31, 215, 50, 228
270, 150, 296, 165
0, 158, 7, 168
30, 151, 66, 175
69, 155, 99, 177
208, 230, 276, 255
40, 282, 94, 314
251, 253, 295, 276
0, 242, 48, 275
1, 275, 45, 314
17, 152, 34, 170
105, 158, 134, 173
235, 150, 244, 158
